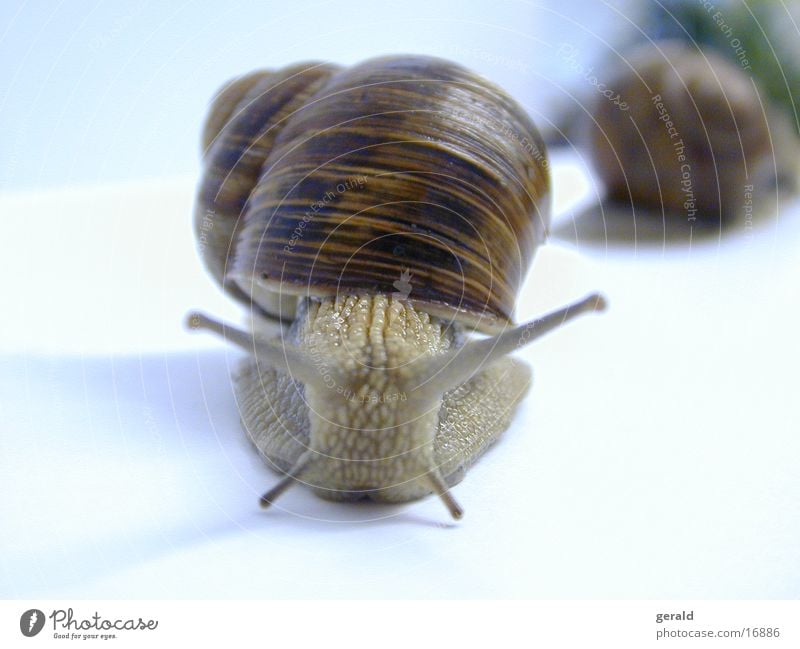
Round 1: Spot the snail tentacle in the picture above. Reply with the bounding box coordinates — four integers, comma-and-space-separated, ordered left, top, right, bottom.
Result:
412, 293, 607, 399
259, 451, 313, 509
185, 311, 339, 390
425, 468, 464, 520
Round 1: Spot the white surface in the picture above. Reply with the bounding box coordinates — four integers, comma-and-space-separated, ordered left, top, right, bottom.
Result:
2, 158, 799, 599
0, 0, 634, 190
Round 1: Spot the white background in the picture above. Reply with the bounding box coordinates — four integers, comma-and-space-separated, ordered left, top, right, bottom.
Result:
1, 600, 799, 648
1, 0, 799, 600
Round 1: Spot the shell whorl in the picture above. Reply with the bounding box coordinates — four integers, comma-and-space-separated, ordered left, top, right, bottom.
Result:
196, 55, 550, 331
195, 62, 341, 305
588, 42, 772, 220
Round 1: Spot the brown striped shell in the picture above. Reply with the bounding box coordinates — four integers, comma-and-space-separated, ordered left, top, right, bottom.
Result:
588, 42, 773, 221
195, 55, 550, 333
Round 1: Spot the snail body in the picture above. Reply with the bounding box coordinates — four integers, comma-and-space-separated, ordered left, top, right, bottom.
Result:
232, 294, 533, 508
189, 55, 604, 518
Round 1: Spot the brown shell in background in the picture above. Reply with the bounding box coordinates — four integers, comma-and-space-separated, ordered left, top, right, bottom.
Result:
589, 42, 772, 222
196, 55, 551, 332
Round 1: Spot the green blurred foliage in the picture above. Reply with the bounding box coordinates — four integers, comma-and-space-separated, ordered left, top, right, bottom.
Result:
642, 0, 800, 134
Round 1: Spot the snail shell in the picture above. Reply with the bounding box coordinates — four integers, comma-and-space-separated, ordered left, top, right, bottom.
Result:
588, 41, 773, 221
196, 55, 550, 332
190, 55, 604, 518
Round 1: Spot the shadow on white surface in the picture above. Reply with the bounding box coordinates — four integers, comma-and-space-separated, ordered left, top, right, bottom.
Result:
2, 167, 799, 599
0, 350, 466, 598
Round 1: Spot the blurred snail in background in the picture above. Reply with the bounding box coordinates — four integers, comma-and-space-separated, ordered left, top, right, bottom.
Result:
588, 41, 786, 223
187, 55, 605, 519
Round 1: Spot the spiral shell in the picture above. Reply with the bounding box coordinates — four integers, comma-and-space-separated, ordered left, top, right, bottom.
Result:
588, 42, 772, 221
196, 55, 550, 332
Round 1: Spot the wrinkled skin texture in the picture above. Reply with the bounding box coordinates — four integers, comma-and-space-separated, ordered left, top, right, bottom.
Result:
235, 294, 532, 503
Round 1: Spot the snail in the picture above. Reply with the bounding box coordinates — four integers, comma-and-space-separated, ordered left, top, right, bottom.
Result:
187, 55, 606, 519
588, 41, 775, 222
